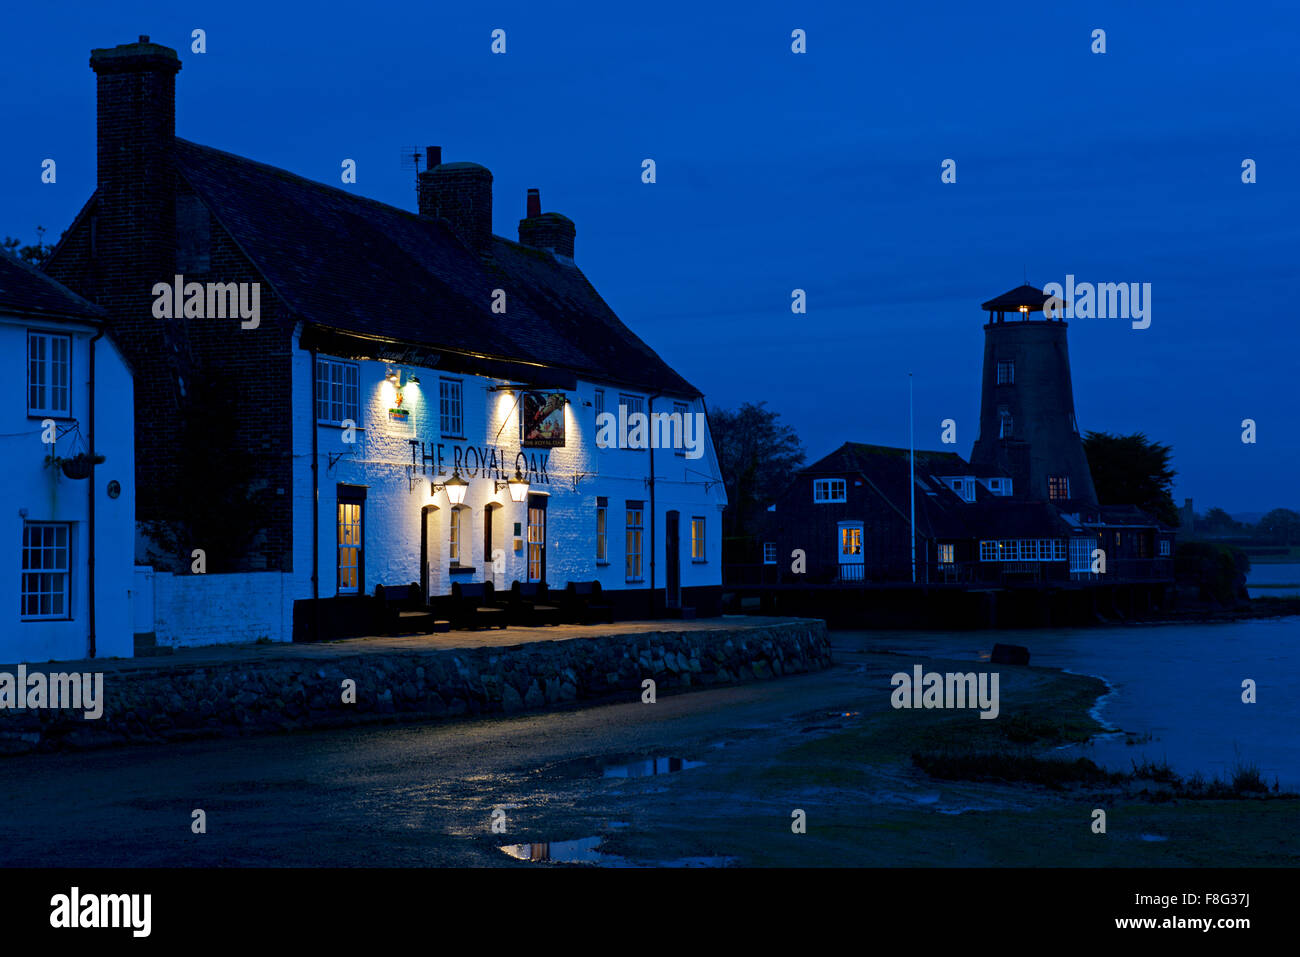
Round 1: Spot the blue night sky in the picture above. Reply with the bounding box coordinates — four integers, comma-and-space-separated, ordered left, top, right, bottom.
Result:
3, 1, 1296, 513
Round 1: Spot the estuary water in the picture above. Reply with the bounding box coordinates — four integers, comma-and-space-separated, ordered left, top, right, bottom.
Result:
861, 616, 1300, 791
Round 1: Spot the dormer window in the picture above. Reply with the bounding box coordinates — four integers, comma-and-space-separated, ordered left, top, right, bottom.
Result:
947, 477, 976, 503
813, 478, 846, 503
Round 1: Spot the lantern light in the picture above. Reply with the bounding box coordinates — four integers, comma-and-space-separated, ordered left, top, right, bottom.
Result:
495, 467, 530, 503
435, 468, 469, 506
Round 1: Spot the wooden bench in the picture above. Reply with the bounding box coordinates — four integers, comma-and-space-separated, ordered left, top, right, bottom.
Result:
450, 581, 509, 630
505, 581, 563, 626
562, 580, 615, 624
373, 583, 449, 635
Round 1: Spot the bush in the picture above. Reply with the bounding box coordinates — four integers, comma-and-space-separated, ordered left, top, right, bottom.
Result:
1174, 542, 1250, 604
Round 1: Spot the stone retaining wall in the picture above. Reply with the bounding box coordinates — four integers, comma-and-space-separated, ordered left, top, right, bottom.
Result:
0, 620, 831, 755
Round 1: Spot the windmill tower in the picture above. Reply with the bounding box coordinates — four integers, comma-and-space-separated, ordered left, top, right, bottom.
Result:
969, 284, 1098, 508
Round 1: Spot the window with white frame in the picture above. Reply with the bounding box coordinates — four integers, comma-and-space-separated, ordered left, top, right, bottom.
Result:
998, 408, 1013, 439
938, 543, 955, 565
20, 522, 71, 619
691, 516, 706, 562
1048, 476, 1070, 501
673, 402, 689, 456
1159, 539, 1170, 557
618, 394, 645, 448
594, 389, 605, 421
315, 357, 359, 425
949, 477, 975, 503
763, 542, 777, 565
1070, 537, 1093, 572
595, 497, 608, 564
625, 501, 644, 581
980, 539, 1067, 562
27, 332, 71, 417
439, 379, 464, 437
997, 359, 1014, 385
813, 478, 846, 503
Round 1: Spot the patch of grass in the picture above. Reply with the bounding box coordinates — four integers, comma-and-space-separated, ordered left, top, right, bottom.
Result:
1131, 757, 1179, 785
912, 749, 1122, 789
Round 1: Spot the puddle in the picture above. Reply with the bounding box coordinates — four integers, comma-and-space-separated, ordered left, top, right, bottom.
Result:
604, 757, 705, 778
500, 837, 615, 864
499, 835, 732, 867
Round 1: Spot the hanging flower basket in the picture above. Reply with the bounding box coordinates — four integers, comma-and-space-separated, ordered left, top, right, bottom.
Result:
48, 452, 105, 480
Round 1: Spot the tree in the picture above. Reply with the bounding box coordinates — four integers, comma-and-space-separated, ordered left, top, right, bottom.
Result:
1201, 507, 1240, 536
707, 401, 805, 550
2, 227, 55, 265
1257, 508, 1300, 545
1082, 431, 1179, 527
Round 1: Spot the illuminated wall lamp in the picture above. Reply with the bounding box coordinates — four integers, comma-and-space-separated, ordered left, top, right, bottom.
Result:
494, 467, 530, 503
385, 367, 401, 387
432, 468, 469, 506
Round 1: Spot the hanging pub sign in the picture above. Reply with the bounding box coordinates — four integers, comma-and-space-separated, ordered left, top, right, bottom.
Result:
521, 392, 566, 448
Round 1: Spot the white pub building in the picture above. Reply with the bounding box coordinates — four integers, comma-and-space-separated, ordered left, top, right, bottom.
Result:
36, 36, 726, 646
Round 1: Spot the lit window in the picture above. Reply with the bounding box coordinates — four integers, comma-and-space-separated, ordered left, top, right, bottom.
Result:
763, 542, 777, 565
20, 522, 71, 619
316, 357, 359, 425
625, 502, 644, 582
28, 332, 72, 417
814, 478, 847, 503
691, 517, 706, 562
997, 360, 1014, 385
596, 497, 608, 564
448, 506, 462, 564
840, 526, 862, 556
1048, 476, 1070, 501
938, 544, 955, 565
439, 379, 464, 437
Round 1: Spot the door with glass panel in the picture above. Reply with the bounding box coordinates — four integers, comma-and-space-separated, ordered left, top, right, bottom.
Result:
337, 485, 366, 594
527, 494, 547, 583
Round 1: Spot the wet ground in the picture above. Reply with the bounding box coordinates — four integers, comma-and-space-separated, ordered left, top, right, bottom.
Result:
2, 631, 1296, 867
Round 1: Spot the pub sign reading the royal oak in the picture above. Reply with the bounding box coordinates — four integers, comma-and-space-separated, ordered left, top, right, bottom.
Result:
522, 392, 566, 448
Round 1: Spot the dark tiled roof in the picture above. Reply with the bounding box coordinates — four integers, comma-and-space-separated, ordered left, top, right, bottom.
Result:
172, 139, 699, 397
0, 248, 104, 321
980, 284, 1060, 313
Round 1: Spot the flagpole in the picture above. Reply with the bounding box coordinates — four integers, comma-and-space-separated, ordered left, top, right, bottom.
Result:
909, 373, 916, 583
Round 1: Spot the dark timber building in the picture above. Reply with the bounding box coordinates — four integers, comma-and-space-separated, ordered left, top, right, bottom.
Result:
737, 285, 1174, 592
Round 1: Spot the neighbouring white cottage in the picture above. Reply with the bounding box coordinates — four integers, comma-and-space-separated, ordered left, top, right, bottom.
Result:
0, 249, 135, 662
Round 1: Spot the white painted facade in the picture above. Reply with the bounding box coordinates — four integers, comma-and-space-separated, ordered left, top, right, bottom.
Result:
0, 313, 135, 663
287, 326, 727, 635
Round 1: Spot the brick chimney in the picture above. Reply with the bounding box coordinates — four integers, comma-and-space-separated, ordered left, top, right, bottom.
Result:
89, 36, 181, 308
517, 188, 576, 259
417, 147, 493, 254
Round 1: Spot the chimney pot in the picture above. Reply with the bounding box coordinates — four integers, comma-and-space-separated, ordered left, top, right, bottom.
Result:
140, 35, 149, 43
526, 188, 541, 219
